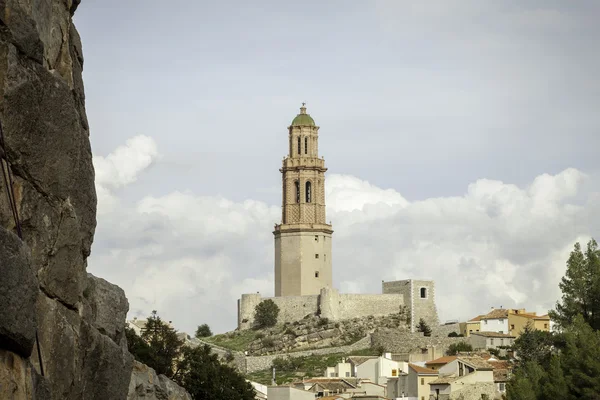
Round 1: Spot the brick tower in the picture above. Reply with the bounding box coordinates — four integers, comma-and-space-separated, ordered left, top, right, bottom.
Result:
274, 104, 333, 296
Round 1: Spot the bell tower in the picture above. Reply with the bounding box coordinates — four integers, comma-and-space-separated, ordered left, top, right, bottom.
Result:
274, 104, 333, 297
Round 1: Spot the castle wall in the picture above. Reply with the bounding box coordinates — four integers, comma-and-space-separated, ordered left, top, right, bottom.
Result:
383, 280, 439, 332
239, 288, 404, 329
319, 288, 404, 321
238, 293, 320, 330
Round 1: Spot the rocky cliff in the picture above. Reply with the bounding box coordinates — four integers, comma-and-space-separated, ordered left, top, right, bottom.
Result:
0, 1, 189, 399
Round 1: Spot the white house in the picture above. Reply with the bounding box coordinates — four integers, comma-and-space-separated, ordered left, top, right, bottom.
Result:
479, 309, 509, 334
355, 354, 408, 386
325, 358, 353, 378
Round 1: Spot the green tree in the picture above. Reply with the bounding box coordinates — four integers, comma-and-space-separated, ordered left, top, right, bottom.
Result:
550, 239, 600, 330
254, 299, 279, 328
446, 341, 473, 355
174, 345, 255, 400
125, 326, 153, 366
416, 318, 432, 337
140, 311, 184, 377
512, 321, 555, 365
195, 324, 213, 338
126, 311, 184, 377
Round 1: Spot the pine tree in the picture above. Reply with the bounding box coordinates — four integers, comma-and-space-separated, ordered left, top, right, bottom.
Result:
550, 239, 600, 330
416, 318, 432, 337
138, 310, 184, 377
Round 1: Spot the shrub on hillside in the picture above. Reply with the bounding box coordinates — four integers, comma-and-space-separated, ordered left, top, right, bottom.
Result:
195, 323, 212, 338
446, 341, 473, 355
254, 299, 280, 328
317, 317, 329, 327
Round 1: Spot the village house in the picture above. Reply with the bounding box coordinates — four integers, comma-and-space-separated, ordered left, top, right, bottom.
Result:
459, 315, 483, 337
473, 308, 552, 337
268, 385, 316, 400
427, 355, 498, 400
424, 356, 458, 371
387, 363, 439, 400
470, 331, 515, 351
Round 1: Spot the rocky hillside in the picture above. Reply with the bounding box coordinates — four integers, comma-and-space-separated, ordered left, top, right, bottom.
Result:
207, 312, 410, 356
0, 1, 188, 399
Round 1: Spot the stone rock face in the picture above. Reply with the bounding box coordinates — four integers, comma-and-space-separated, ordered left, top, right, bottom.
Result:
0, 227, 37, 357
0, 349, 50, 400
82, 273, 130, 344
128, 361, 192, 400
0, 227, 38, 357
0, 2, 185, 399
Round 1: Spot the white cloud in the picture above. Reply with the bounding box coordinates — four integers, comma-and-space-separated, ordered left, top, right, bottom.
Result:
93, 135, 159, 215
89, 138, 600, 334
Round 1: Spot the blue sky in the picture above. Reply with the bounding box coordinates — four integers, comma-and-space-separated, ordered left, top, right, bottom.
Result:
77, 1, 600, 333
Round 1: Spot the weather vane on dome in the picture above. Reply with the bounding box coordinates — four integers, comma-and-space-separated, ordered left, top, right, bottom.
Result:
302, 102, 306, 107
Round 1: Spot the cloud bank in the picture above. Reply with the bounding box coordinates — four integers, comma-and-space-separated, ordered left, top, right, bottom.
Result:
90, 137, 600, 334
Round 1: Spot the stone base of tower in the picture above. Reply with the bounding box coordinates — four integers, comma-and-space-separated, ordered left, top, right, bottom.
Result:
274, 223, 333, 297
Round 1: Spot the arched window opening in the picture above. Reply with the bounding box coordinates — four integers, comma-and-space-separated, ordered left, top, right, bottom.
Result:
295, 181, 300, 203
305, 137, 308, 154
305, 181, 312, 203
420, 287, 427, 299
297, 137, 301, 155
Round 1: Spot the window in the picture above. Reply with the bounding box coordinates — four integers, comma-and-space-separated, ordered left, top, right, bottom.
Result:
421, 378, 424, 385
324, 254, 326, 261
510, 324, 515, 330
315, 254, 319, 259
330, 373, 334, 377
392, 369, 397, 377
499, 383, 506, 392
420, 287, 427, 298
315, 235, 319, 242
345, 372, 350, 377
295, 181, 300, 203
315, 271, 319, 278
544, 323, 548, 329
490, 339, 494, 345
305, 137, 308, 154
499, 319, 504, 323
484, 320, 488, 325
306, 181, 312, 203
297, 137, 301, 154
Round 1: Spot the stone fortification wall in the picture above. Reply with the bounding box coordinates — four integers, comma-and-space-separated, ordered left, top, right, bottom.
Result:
371, 328, 465, 357
244, 335, 372, 373
238, 293, 319, 330
319, 288, 404, 321
383, 279, 439, 331
238, 288, 404, 329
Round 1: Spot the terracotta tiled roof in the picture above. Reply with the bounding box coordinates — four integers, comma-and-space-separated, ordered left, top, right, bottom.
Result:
429, 376, 457, 385
425, 356, 457, 366
471, 331, 515, 338
347, 356, 378, 366
493, 369, 510, 382
309, 380, 355, 392
468, 315, 485, 322
533, 314, 550, 320
481, 309, 509, 320
457, 356, 494, 370
409, 363, 439, 375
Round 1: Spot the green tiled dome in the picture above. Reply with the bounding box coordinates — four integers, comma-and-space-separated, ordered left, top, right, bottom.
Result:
291, 105, 315, 126
291, 113, 315, 126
